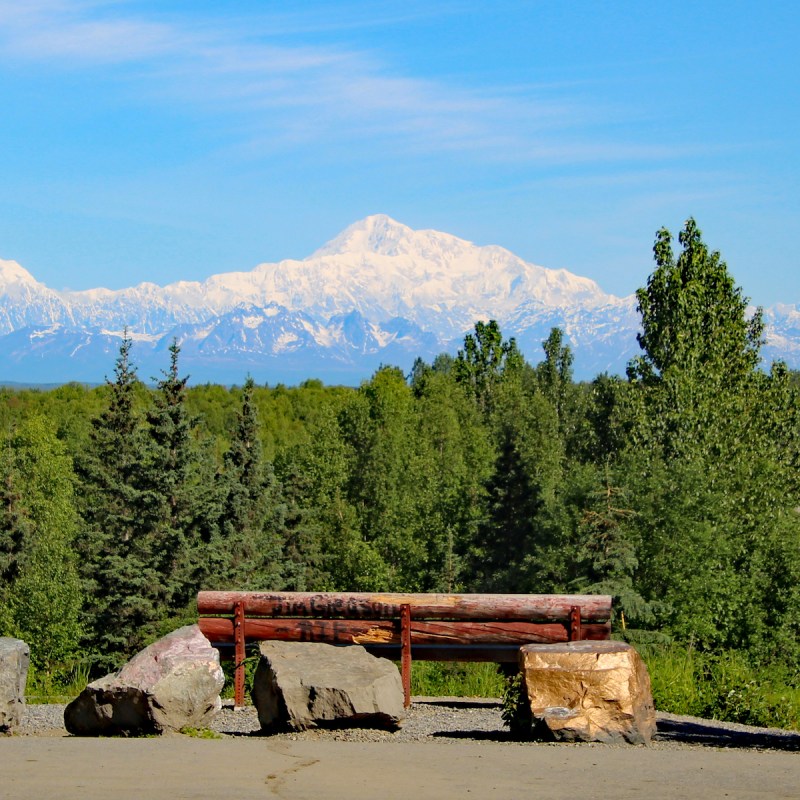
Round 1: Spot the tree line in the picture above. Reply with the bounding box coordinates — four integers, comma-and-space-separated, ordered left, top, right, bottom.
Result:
2, 219, 799, 683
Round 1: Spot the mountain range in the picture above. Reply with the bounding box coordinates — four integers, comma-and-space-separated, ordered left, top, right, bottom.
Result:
0, 215, 796, 385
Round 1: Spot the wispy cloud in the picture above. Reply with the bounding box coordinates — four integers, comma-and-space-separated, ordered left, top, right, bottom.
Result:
0, 1, 181, 62
0, 0, 680, 164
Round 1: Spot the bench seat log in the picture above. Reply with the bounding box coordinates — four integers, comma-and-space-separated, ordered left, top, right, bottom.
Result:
198, 617, 611, 646
197, 591, 612, 708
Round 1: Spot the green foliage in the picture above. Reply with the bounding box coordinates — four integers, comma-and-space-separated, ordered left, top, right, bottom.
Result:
641, 644, 800, 730
211, 377, 286, 590
454, 320, 524, 414
219, 649, 260, 702
572, 463, 655, 626
179, 726, 222, 739
77, 333, 163, 671
0, 415, 83, 678
25, 659, 91, 703
500, 672, 532, 737
410, 661, 505, 698
142, 341, 203, 614
630, 217, 764, 385
473, 369, 566, 592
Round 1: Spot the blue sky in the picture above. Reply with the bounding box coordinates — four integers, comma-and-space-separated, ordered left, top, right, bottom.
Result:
0, 1, 797, 306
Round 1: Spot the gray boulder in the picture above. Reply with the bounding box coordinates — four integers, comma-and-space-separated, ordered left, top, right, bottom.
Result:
252, 641, 405, 732
64, 624, 224, 736
0, 637, 30, 731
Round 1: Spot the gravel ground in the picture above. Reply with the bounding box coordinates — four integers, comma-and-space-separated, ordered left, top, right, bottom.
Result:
12, 698, 800, 751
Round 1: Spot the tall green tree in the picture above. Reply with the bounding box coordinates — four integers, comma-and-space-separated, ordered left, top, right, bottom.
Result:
454, 320, 524, 414
277, 401, 380, 591
630, 218, 764, 385
410, 365, 492, 590
212, 377, 285, 589
77, 334, 160, 671
472, 379, 566, 592
535, 327, 588, 457
141, 341, 201, 614
620, 220, 800, 660
340, 367, 423, 589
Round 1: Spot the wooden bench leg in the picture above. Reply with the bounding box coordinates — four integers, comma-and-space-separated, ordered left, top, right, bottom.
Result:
569, 605, 582, 642
400, 603, 411, 708
234, 600, 246, 707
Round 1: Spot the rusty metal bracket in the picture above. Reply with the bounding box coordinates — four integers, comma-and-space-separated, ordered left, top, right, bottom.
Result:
400, 603, 412, 708
569, 605, 582, 642
234, 600, 246, 707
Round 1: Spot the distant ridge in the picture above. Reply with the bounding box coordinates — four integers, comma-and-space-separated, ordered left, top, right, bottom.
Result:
0, 216, 793, 384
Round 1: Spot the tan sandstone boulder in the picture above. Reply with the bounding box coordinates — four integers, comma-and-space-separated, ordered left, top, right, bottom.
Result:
519, 640, 656, 744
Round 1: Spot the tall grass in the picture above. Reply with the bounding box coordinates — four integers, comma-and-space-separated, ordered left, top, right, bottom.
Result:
409, 661, 505, 697
25, 661, 91, 704
638, 643, 800, 731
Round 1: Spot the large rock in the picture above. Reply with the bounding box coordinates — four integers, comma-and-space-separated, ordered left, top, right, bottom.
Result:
64, 625, 224, 736
252, 641, 405, 732
519, 640, 656, 744
0, 637, 30, 732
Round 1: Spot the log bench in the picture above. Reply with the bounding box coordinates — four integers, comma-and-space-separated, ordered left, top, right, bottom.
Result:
197, 591, 612, 707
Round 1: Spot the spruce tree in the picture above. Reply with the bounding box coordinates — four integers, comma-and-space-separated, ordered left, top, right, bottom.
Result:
142, 340, 198, 613
77, 334, 160, 671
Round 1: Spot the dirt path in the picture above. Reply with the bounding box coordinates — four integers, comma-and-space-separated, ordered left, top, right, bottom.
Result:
1, 735, 798, 800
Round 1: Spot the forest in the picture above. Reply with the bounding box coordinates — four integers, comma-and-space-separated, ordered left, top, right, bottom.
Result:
2, 220, 799, 726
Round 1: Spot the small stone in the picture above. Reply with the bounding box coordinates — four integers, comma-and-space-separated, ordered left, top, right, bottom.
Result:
252, 641, 405, 732
64, 625, 224, 736
519, 640, 656, 745
0, 637, 30, 731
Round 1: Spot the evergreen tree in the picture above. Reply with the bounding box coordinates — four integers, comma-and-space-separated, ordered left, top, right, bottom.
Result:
535, 327, 587, 457
572, 462, 653, 627
77, 334, 160, 671
141, 340, 200, 614
473, 381, 565, 592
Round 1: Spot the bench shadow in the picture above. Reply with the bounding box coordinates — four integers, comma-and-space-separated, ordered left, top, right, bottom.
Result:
413, 699, 502, 710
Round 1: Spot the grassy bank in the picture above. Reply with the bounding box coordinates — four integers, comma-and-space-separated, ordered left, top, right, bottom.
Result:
409, 661, 506, 698
640, 644, 800, 731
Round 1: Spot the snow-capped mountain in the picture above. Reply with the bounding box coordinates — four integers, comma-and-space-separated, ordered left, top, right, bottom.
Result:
0, 215, 792, 385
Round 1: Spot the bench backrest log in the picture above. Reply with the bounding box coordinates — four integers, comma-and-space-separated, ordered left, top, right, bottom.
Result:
197, 591, 612, 707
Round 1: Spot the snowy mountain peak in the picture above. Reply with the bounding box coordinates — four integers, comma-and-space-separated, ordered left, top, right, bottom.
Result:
0, 259, 38, 287
311, 214, 415, 258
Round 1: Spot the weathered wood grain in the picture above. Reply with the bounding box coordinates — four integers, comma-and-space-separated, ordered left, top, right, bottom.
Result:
197, 591, 612, 622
